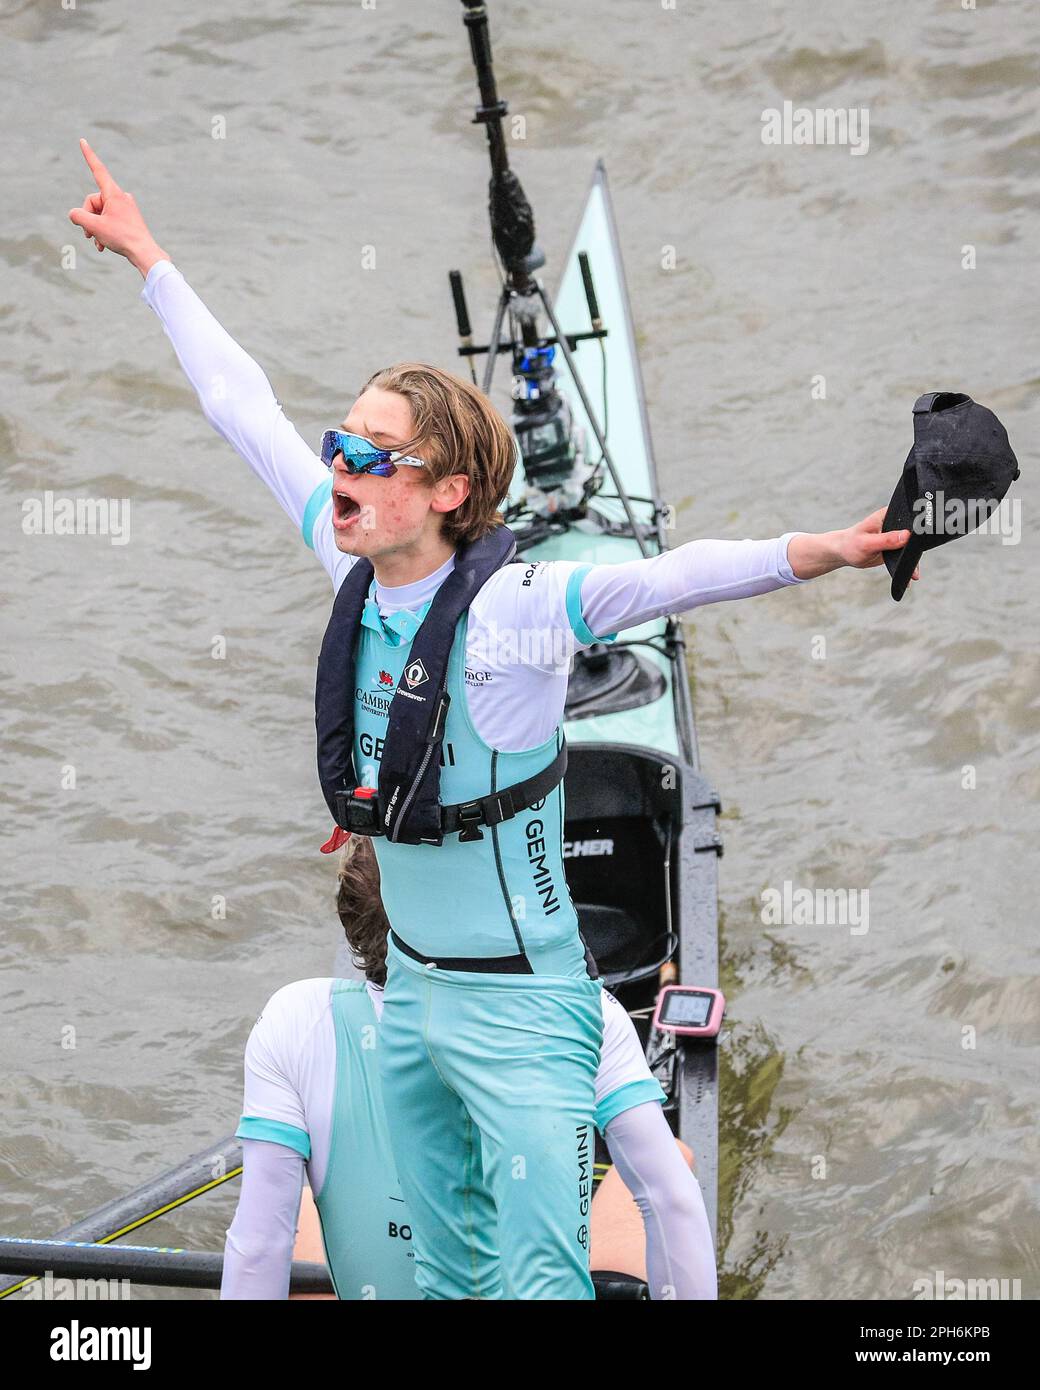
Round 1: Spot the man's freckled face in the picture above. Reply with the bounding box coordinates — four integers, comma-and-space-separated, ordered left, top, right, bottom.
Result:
329, 388, 432, 556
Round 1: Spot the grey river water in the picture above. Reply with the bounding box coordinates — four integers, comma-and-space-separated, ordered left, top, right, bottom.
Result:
2, 0, 1038, 1299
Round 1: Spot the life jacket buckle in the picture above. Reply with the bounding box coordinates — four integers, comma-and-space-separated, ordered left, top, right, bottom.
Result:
456, 802, 485, 843
336, 786, 384, 837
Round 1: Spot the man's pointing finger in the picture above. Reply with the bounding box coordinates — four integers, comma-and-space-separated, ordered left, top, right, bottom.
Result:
79, 137, 119, 195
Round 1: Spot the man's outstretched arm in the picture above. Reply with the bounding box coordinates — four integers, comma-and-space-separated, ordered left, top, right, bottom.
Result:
481, 515, 918, 675
68, 139, 341, 579
575, 511, 916, 642
561, 511, 917, 650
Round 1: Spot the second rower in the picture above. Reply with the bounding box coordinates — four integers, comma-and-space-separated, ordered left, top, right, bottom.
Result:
221, 835, 717, 1300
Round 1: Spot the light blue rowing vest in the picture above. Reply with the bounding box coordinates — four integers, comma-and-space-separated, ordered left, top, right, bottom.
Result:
312, 981, 421, 1301
353, 582, 588, 977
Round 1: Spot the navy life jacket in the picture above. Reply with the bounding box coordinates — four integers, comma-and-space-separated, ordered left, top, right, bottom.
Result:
315, 525, 568, 847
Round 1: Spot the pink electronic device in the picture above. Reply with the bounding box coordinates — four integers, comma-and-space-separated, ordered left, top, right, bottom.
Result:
652, 985, 726, 1039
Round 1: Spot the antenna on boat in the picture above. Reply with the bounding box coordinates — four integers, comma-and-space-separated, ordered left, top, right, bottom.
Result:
450, 0, 649, 554
460, 0, 539, 287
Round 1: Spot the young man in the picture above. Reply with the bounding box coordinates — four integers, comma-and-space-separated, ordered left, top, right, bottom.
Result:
70, 140, 916, 1299
221, 836, 716, 1300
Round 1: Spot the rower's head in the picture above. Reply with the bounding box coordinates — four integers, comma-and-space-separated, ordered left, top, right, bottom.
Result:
336, 835, 389, 986
330, 364, 516, 569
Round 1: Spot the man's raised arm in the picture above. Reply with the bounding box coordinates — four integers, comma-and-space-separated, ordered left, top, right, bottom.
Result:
68, 139, 339, 576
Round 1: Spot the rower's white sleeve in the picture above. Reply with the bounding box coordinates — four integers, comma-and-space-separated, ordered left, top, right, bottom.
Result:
236, 988, 311, 1139
594, 990, 666, 1133
476, 533, 809, 673
603, 1101, 718, 1301
139, 260, 345, 582
221, 986, 317, 1300
569, 533, 809, 650
221, 1140, 305, 1300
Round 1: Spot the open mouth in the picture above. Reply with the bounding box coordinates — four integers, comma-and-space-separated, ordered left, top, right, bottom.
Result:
332, 489, 362, 530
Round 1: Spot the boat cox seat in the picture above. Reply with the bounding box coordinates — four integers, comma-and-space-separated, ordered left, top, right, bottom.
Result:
562, 743, 683, 998
563, 642, 666, 720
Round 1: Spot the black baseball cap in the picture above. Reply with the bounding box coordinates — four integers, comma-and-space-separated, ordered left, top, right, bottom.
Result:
883, 392, 1020, 601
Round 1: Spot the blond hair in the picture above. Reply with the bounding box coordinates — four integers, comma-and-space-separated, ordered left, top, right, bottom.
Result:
361, 362, 516, 545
